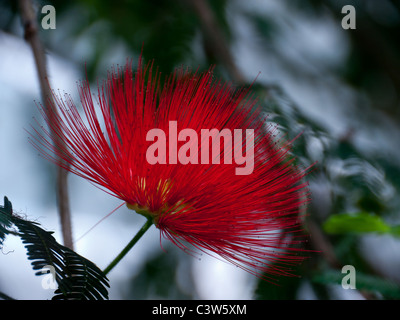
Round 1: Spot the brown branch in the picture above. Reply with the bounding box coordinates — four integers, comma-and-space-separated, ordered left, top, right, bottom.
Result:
18, 0, 74, 249
186, 0, 246, 84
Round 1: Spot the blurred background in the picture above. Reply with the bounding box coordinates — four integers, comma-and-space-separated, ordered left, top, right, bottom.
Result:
1, 0, 400, 300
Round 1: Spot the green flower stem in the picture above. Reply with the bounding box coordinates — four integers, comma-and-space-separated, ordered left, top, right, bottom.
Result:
103, 217, 153, 276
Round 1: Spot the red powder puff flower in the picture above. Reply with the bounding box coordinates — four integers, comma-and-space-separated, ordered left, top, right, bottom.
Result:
32, 55, 311, 282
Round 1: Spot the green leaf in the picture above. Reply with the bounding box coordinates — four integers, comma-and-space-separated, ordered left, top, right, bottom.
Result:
0, 197, 109, 300
323, 212, 392, 236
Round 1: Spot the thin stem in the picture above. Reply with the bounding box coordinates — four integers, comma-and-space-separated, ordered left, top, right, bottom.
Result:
103, 218, 153, 276
18, 0, 73, 249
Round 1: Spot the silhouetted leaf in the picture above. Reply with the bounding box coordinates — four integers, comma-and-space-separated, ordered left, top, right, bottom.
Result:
0, 196, 13, 246
0, 197, 109, 300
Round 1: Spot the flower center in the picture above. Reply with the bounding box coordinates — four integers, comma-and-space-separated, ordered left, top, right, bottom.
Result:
126, 202, 154, 218
126, 177, 193, 224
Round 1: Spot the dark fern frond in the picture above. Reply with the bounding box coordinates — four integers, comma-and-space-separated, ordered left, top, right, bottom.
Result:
52, 248, 110, 300
0, 196, 13, 247
0, 196, 109, 300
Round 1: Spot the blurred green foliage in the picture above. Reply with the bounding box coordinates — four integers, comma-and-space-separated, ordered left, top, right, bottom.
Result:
124, 245, 194, 299
313, 268, 400, 299
1, 0, 400, 300
324, 212, 400, 237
